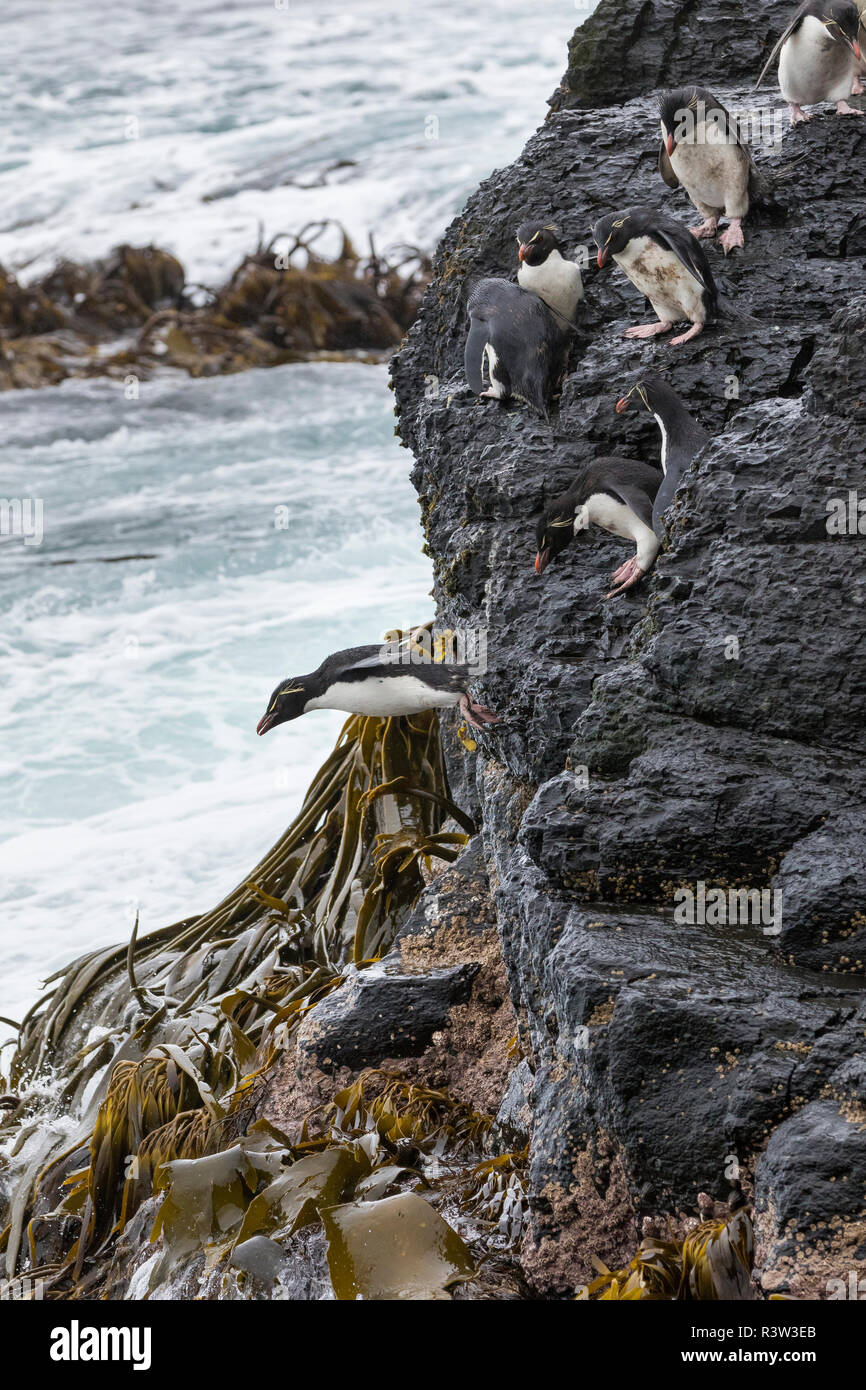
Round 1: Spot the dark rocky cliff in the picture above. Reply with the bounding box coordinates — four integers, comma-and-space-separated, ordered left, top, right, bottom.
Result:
390, 0, 866, 1296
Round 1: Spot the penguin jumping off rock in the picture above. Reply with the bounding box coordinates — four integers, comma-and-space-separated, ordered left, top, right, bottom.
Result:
465, 222, 583, 417
593, 205, 728, 345
658, 87, 759, 252
755, 0, 864, 123
534, 456, 662, 598
614, 373, 709, 538
257, 645, 501, 734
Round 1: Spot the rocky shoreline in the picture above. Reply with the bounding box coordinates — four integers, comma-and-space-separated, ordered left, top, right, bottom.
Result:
390, 0, 866, 1296
2, 0, 865, 1302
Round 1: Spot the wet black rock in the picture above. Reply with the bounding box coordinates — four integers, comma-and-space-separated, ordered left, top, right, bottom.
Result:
296, 959, 479, 1069
555, 0, 794, 111
391, 0, 866, 1295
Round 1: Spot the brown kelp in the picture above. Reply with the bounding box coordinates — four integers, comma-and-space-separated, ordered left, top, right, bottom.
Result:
578, 1207, 756, 1301
0, 223, 431, 390
0, 704, 480, 1296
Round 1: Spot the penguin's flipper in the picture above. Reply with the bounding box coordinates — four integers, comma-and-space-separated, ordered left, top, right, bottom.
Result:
754, 3, 809, 89
658, 143, 680, 190
464, 314, 490, 395
605, 480, 656, 534
345, 652, 471, 689
650, 223, 717, 300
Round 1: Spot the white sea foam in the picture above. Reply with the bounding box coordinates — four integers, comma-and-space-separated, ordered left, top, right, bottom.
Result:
0, 364, 433, 1031
0, 0, 591, 1041
0, 0, 583, 287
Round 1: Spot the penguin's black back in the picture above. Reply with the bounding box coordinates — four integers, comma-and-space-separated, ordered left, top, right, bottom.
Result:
465, 277, 567, 416
561, 455, 661, 532
312, 644, 470, 694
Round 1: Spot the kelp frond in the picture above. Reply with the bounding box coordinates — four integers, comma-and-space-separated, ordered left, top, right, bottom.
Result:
1, 703, 474, 1293
579, 1208, 755, 1301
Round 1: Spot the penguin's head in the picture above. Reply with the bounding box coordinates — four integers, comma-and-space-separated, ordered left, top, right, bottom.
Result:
818, 0, 862, 55
658, 87, 704, 157
535, 495, 578, 574
256, 678, 308, 734
592, 211, 633, 268
616, 372, 676, 419
516, 222, 562, 266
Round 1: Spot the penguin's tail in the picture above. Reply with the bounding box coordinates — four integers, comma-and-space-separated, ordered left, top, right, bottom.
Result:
748, 164, 787, 224
524, 380, 551, 422
713, 290, 762, 327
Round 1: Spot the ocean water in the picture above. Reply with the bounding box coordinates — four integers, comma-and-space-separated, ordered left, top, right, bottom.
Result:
0, 0, 587, 1039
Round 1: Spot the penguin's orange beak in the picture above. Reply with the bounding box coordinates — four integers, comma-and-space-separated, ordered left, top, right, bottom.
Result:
597, 247, 609, 269
534, 549, 550, 575
666, 133, 675, 156
854, 38, 862, 59
518, 243, 528, 261
615, 395, 630, 414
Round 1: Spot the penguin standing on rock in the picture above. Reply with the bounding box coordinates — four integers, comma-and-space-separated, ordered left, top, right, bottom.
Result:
257, 645, 501, 734
593, 205, 730, 345
515, 222, 584, 322
755, 0, 864, 122
658, 87, 760, 252
535, 456, 662, 597
465, 222, 582, 417
615, 373, 709, 537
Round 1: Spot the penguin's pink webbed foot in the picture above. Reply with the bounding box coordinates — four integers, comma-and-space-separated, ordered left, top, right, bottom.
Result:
789, 104, 812, 124
459, 693, 501, 729
690, 217, 718, 240
604, 557, 646, 599
624, 321, 673, 340
610, 556, 636, 584
668, 322, 704, 346
836, 99, 865, 116
718, 219, 744, 254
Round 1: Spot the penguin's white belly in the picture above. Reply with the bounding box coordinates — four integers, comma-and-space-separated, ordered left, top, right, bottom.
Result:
483, 342, 507, 398
582, 493, 659, 571
779, 19, 856, 103
517, 251, 583, 321
615, 237, 706, 324
672, 137, 749, 216
306, 676, 461, 717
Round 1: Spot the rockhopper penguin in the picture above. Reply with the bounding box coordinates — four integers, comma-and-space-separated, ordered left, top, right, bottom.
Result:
755, 0, 864, 122
515, 222, 584, 322
593, 205, 729, 346
615, 373, 709, 538
535, 456, 663, 598
465, 222, 583, 416
658, 86, 761, 252
257, 645, 501, 734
